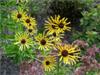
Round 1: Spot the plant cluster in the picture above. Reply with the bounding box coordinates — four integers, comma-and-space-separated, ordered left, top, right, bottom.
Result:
72, 0, 100, 46
0, 0, 100, 75
1, 2, 81, 75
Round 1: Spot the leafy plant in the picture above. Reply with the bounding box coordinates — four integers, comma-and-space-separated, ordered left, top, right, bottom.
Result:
72, 0, 100, 46
0, 0, 100, 75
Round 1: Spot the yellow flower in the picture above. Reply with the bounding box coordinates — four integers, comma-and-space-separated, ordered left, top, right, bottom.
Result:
43, 56, 56, 71
22, 16, 37, 28
45, 15, 71, 34
35, 33, 53, 50
44, 16, 59, 34
11, 9, 26, 22
46, 31, 64, 44
14, 32, 33, 50
54, 15, 71, 33
57, 44, 80, 65
26, 27, 37, 36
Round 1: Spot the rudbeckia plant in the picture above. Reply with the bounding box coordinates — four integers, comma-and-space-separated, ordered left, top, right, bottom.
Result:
3, 7, 81, 74
1, 0, 100, 75
1, 1, 82, 75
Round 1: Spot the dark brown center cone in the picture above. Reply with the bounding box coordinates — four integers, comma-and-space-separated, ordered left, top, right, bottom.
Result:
61, 50, 68, 57
40, 39, 46, 45
21, 39, 26, 44
17, 14, 22, 18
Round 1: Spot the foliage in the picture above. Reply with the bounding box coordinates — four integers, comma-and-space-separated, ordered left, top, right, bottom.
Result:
71, 1, 100, 74
27, 0, 53, 16
72, 0, 100, 46
4, 44, 35, 63
0, 0, 100, 75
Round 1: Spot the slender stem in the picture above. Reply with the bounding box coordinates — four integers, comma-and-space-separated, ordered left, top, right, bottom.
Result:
34, 58, 42, 63
19, 24, 23, 31
57, 57, 59, 75
37, 53, 58, 58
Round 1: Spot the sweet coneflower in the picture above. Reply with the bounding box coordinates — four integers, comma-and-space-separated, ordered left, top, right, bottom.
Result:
46, 31, 64, 44
44, 16, 59, 34
22, 16, 37, 28
54, 15, 71, 33
26, 27, 37, 36
45, 15, 71, 34
57, 44, 80, 65
11, 9, 26, 22
14, 32, 33, 50
43, 56, 56, 71
35, 33, 53, 50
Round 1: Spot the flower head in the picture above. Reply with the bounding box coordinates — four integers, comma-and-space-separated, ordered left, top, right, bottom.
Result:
35, 33, 53, 50
43, 56, 56, 71
45, 15, 71, 34
46, 31, 64, 44
26, 27, 37, 36
57, 44, 80, 65
22, 16, 37, 28
14, 32, 33, 50
45, 16, 58, 34
11, 9, 26, 22
54, 15, 71, 33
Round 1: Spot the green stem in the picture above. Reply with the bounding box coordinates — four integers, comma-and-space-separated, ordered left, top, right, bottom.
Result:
19, 24, 23, 31
57, 58, 59, 75
34, 58, 42, 63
